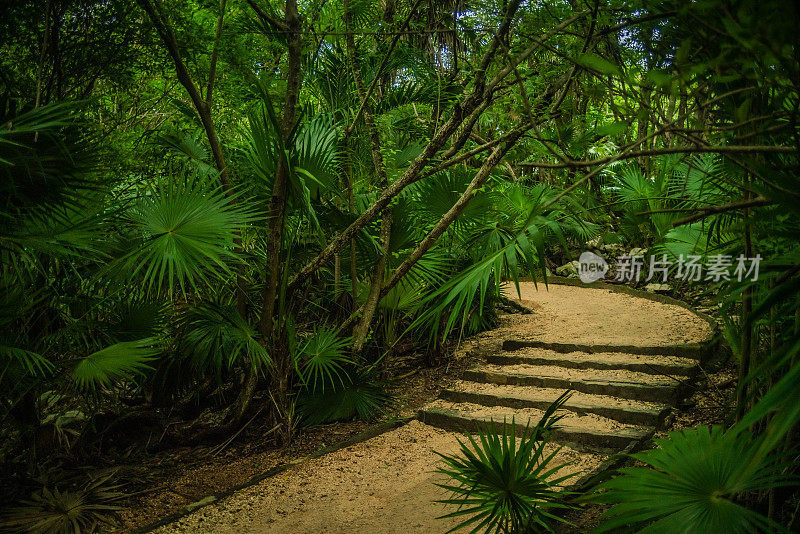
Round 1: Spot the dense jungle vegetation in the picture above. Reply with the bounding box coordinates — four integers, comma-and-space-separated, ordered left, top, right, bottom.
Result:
1, 0, 799, 531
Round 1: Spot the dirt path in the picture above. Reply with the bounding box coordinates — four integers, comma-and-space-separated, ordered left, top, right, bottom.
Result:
158, 421, 602, 534
498, 282, 710, 345
154, 283, 712, 534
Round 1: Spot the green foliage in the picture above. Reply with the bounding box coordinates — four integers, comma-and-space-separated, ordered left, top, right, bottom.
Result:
294, 326, 353, 392
590, 425, 793, 533
119, 176, 255, 295
155, 131, 219, 178
180, 300, 271, 376
2, 3, 800, 529
435, 392, 575, 533
71, 339, 158, 391
242, 93, 340, 208
1, 471, 123, 534
0, 103, 103, 265
296, 365, 394, 425
1, 346, 54, 381
407, 180, 592, 346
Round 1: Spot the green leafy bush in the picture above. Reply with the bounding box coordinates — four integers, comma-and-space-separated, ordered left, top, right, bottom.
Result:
434, 392, 576, 533
589, 425, 795, 533
1, 471, 123, 534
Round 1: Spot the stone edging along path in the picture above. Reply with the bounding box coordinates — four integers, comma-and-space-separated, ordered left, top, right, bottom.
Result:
131, 417, 415, 533
533, 277, 717, 492
138, 279, 717, 532
419, 277, 718, 483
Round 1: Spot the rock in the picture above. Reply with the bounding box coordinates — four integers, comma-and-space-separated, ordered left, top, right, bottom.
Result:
628, 247, 648, 258
586, 236, 604, 251
601, 243, 625, 258
555, 260, 580, 277
645, 283, 671, 293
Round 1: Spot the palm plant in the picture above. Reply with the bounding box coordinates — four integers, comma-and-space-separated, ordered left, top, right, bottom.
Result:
607, 154, 735, 255
435, 391, 576, 533
293, 327, 394, 424
0, 105, 173, 432
407, 178, 596, 347
292, 327, 394, 425
296, 364, 393, 425
179, 300, 271, 378
0, 471, 124, 534
294, 326, 353, 392
589, 425, 795, 533
118, 175, 256, 295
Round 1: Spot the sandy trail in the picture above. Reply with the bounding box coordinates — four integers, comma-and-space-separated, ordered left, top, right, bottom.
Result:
499, 282, 710, 346
155, 282, 711, 534
157, 421, 603, 534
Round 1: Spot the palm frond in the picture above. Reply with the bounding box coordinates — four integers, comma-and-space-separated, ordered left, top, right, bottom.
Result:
294, 327, 353, 392
180, 300, 271, 376
118, 177, 256, 295
296, 364, 393, 425
71, 339, 159, 391
589, 425, 793, 534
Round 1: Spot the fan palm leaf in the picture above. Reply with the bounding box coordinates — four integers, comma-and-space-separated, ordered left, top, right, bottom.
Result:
180, 300, 271, 376
118, 177, 255, 294
590, 425, 794, 533
71, 339, 159, 391
294, 327, 353, 392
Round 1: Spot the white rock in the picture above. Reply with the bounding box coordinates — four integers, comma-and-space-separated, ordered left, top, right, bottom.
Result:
645, 283, 671, 293
586, 236, 604, 251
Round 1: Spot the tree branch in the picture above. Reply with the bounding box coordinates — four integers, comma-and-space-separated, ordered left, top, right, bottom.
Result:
245, 0, 289, 33
519, 144, 798, 170
342, 0, 424, 139
672, 196, 773, 227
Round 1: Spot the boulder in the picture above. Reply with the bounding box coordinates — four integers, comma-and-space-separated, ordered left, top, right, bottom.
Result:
586, 236, 604, 251
601, 243, 626, 258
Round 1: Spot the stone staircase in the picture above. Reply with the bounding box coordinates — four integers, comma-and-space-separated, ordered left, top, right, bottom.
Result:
419, 339, 705, 451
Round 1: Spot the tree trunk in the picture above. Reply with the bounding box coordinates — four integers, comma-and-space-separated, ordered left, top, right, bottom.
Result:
253, 0, 303, 439
736, 180, 753, 421
344, 0, 393, 352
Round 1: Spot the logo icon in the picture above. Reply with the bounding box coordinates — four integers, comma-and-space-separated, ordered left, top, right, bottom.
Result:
578, 251, 608, 283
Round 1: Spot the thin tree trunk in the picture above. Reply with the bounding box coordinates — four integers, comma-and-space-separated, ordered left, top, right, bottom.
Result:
250, 0, 303, 440
345, 139, 359, 307
339, 132, 526, 333
736, 180, 753, 421
136, 0, 231, 189
344, 0, 392, 352
334, 253, 341, 298
381, 140, 522, 296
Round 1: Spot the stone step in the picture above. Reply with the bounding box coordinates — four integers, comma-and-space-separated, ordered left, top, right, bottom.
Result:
419, 400, 654, 450
462, 364, 686, 403
501, 339, 710, 360
487, 348, 698, 377
441, 382, 671, 426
